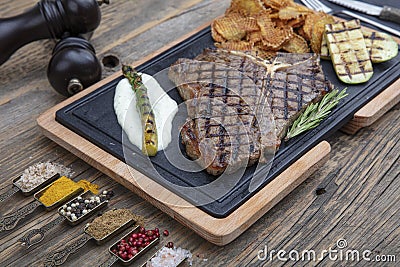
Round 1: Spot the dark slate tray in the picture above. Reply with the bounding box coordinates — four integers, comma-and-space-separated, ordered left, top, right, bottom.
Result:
56, 12, 400, 218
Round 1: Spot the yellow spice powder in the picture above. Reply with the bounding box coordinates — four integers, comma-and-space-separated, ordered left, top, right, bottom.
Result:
77, 180, 99, 194
39, 176, 81, 206
39, 177, 100, 207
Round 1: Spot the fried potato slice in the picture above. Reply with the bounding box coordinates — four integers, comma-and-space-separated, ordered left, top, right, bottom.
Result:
262, 0, 287, 9
247, 31, 263, 44
252, 46, 278, 60
281, 33, 310, 53
310, 14, 335, 53
278, 5, 312, 20
297, 26, 307, 39
216, 40, 254, 51
275, 15, 305, 28
211, 0, 335, 55
211, 25, 226, 43
257, 12, 293, 49
286, 16, 306, 28
302, 12, 325, 41
268, 12, 280, 19
227, 0, 266, 16
240, 17, 260, 32
212, 15, 247, 41
212, 13, 260, 42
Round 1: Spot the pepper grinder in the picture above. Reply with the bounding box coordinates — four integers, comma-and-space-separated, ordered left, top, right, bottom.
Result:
0, 0, 109, 66
47, 36, 102, 97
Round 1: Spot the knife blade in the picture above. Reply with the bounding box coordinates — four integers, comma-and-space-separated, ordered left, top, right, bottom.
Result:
327, 0, 400, 24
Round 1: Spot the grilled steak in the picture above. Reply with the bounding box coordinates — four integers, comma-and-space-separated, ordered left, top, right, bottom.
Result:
169, 49, 332, 175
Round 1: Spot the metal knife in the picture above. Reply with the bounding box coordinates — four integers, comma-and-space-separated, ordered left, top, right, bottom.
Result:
327, 0, 400, 24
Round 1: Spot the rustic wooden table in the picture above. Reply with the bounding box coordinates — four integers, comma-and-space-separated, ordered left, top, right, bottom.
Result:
0, 0, 399, 266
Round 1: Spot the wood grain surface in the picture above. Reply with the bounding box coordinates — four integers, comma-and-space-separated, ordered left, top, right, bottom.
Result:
0, 0, 399, 266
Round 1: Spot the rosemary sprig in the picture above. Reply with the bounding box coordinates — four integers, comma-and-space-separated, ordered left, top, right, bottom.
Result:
285, 88, 348, 141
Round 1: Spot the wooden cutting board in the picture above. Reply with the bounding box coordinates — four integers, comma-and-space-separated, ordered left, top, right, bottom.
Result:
37, 22, 398, 246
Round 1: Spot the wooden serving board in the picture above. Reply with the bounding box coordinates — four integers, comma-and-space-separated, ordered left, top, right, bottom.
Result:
37, 97, 330, 245
37, 22, 399, 245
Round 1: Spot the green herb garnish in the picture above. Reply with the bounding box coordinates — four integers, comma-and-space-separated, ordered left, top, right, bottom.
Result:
285, 88, 348, 141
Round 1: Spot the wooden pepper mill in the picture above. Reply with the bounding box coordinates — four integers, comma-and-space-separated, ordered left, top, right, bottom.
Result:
0, 0, 109, 66
47, 36, 102, 97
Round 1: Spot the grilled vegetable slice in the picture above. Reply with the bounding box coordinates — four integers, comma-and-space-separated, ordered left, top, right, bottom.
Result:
122, 65, 158, 156
320, 30, 398, 63
363, 31, 398, 63
325, 20, 373, 84
320, 34, 330, 60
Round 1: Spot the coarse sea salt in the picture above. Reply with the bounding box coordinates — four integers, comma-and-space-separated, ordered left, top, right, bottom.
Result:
146, 247, 192, 267
14, 162, 73, 192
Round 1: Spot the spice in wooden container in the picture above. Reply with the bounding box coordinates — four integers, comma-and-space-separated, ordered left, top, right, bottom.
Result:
86, 209, 144, 240
38, 176, 98, 207
15, 162, 73, 192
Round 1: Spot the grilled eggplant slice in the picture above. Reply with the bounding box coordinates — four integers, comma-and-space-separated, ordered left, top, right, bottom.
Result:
321, 30, 398, 63
325, 19, 373, 84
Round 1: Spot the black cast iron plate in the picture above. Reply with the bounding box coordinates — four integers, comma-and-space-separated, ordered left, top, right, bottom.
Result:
56, 26, 400, 218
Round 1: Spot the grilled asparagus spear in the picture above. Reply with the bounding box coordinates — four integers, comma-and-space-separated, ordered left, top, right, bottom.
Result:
321, 30, 398, 63
325, 19, 373, 84
122, 65, 158, 156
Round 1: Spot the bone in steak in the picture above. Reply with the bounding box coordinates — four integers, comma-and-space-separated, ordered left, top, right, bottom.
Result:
169, 49, 332, 175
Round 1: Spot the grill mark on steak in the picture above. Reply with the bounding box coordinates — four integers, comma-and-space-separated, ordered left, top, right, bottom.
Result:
169, 49, 332, 175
